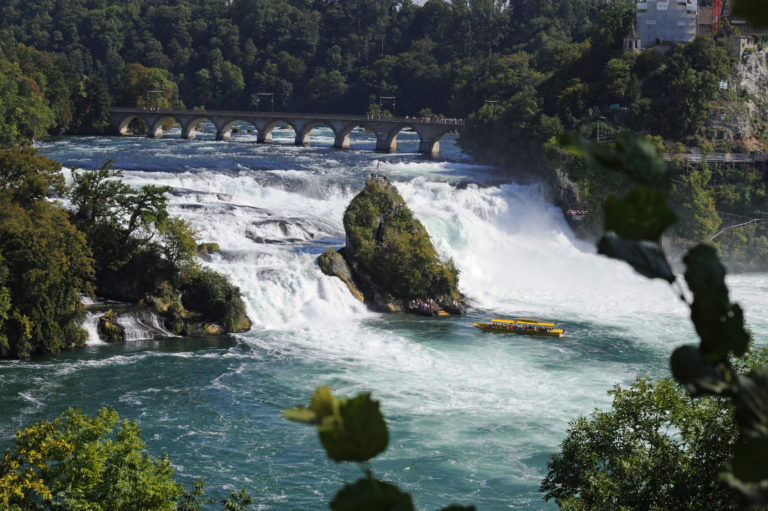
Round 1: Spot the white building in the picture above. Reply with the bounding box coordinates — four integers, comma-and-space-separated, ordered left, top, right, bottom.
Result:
637, 0, 698, 48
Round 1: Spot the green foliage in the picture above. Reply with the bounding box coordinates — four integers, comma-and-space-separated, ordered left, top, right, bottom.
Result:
343, 180, 460, 300
198, 242, 221, 255
0, 147, 94, 358
97, 309, 125, 343
177, 479, 210, 511
683, 245, 750, 365
604, 187, 677, 241
0, 58, 55, 147
221, 488, 254, 511
1, 408, 253, 510
0, 146, 65, 206
0, 407, 183, 510
284, 386, 389, 463
0, 253, 11, 356
67, 160, 249, 333
330, 478, 414, 511
69, 160, 171, 273
541, 377, 739, 510
0, 200, 94, 358
672, 171, 722, 241
716, 224, 768, 273
562, 132, 676, 282
118, 63, 183, 109
179, 267, 247, 333
69, 74, 112, 135
159, 217, 200, 271
286, 387, 477, 511
285, 387, 405, 509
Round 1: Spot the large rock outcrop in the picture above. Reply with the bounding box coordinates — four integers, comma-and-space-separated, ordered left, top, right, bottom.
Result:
705, 46, 768, 151
320, 177, 463, 313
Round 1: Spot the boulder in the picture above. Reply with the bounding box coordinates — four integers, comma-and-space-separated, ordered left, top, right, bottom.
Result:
318, 248, 364, 303
97, 309, 125, 343
321, 177, 463, 313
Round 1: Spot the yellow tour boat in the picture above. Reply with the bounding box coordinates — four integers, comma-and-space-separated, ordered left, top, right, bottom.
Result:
472, 318, 564, 338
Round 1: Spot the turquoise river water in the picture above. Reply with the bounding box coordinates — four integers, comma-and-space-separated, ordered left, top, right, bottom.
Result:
1, 125, 767, 509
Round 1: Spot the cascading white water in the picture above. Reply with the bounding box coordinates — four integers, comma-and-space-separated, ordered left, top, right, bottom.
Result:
115, 310, 175, 341
81, 311, 106, 345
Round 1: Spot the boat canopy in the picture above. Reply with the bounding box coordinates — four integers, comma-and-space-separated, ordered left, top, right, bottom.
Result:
491, 318, 556, 327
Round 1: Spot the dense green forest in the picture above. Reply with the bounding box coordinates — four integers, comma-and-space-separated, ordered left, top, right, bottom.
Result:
0, 0, 614, 116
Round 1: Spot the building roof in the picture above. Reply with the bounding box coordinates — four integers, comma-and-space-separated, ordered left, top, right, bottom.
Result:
626, 26, 641, 39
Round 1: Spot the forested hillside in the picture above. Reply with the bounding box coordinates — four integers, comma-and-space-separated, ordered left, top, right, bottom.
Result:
0, 0, 613, 118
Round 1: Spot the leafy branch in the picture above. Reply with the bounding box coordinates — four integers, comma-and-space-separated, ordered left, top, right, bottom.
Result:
284, 386, 475, 511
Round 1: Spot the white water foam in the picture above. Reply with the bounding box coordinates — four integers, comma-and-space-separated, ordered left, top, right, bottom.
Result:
82, 311, 107, 345
116, 311, 175, 341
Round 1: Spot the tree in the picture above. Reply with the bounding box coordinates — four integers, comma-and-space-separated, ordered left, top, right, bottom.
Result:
69, 160, 171, 271
69, 73, 112, 134
0, 58, 55, 147
557, 131, 767, 507
541, 377, 739, 510
159, 217, 200, 273
0, 201, 94, 358
1, 407, 255, 510
0, 253, 11, 357
0, 147, 93, 358
179, 267, 248, 332
117, 62, 182, 109
0, 145, 65, 206
672, 170, 721, 240
0, 407, 183, 510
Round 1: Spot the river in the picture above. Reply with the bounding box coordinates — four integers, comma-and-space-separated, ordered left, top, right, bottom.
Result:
2, 125, 766, 509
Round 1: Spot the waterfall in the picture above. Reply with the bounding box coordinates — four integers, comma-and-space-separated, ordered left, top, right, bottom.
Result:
116, 310, 175, 341
82, 311, 106, 345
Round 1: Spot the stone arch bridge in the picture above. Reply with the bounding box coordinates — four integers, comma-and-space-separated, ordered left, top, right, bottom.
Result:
108, 107, 463, 155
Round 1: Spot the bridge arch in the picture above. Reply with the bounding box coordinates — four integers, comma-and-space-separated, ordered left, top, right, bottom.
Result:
115, 115, 148, 136
327, 121, 359, 149
412, 124, 455, 156
147, 116, 181, 138
180, 116, 213, 139
250, 119, 297, 144
367, 122, 455, 155
214, 118, 244, 141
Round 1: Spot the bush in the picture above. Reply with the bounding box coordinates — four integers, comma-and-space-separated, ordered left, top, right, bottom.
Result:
0, 407, 183, 510
179, 268, 247, 332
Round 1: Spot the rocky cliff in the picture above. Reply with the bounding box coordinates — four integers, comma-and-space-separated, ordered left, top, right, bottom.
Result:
705, 46, 768, 151
320, 177, 463, 313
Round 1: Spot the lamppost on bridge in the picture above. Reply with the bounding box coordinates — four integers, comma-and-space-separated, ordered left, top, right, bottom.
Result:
379, 96, 396, 117
255, 92, 274, 112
